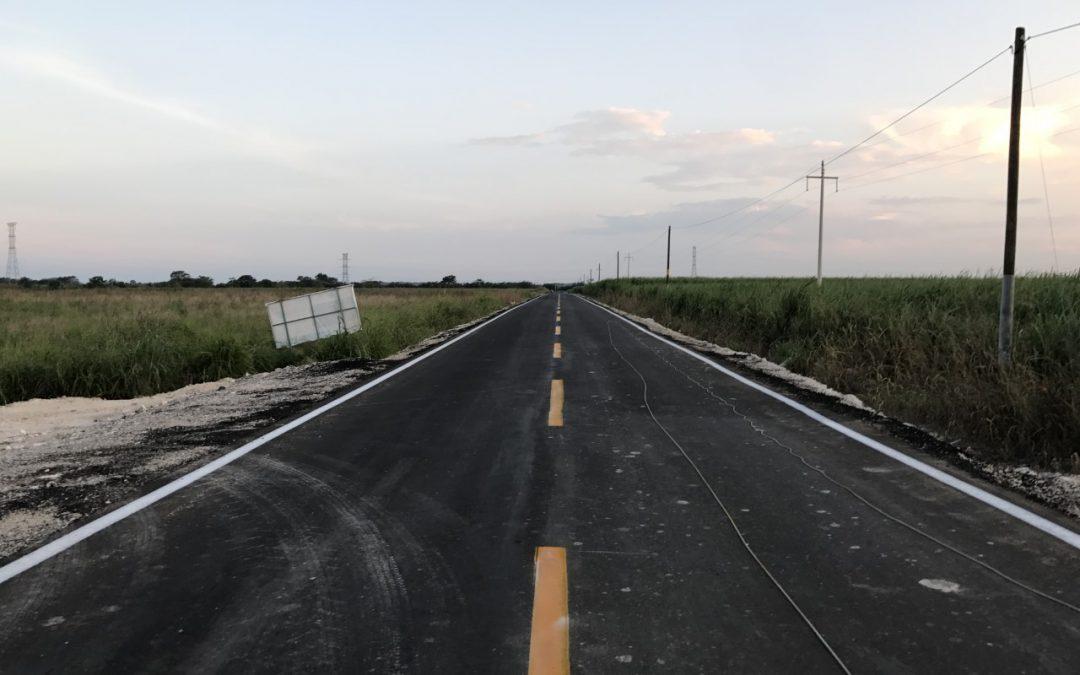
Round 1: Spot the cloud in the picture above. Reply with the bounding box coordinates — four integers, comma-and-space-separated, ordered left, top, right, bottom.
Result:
0, 48, 310, 164
583, 196, 777, 235
470, 131, 546, 146
471, 106, 788, 191
471, 106, 671, 148
854, 104, 1069, 165
560, 107, 670, 140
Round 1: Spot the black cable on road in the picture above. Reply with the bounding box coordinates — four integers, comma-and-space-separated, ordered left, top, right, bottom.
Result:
605, 322, 853, 675
620, 320, 1080, 616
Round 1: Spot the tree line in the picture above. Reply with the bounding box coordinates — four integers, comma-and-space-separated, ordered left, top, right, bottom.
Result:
0, 271, 537, 290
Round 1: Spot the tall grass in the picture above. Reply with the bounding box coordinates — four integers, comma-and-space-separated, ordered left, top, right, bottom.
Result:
0, 287, 537, 404
582, 276, 1080, 471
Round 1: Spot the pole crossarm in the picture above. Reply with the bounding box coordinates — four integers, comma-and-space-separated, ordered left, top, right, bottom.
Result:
806, 173, 839, 189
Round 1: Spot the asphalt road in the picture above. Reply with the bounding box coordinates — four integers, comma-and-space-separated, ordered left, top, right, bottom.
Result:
1, 292, 1078, 673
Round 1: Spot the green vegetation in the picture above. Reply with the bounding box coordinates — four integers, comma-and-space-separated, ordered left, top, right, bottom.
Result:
582, 276, 1080, 471
0, 287, 538, 404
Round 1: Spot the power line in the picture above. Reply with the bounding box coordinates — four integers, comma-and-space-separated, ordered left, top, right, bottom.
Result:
1026, 55, 1059, 271
675, 172, 813, 231
606, 28, 1076, 281
627, 228, 666, 256
696, 190, 807, 253
861, 66, 1080, 151
843, 152, 989, 192
824, 45, 1012, 167
734, 199, 815, 246
1027, 20, 1080, 41
843, 135, 983, 182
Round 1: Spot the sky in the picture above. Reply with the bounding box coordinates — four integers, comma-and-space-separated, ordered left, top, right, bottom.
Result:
1, 1, 1079, 283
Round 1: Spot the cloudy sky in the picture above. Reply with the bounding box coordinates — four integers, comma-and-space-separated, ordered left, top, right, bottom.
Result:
2, 2, 1079, 282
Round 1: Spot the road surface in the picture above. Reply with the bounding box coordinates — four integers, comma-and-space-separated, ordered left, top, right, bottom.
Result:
1, 292, 1078, 673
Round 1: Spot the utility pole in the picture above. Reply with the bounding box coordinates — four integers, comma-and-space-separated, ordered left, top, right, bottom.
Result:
5, 222, 18, 280
341, 252, 350, 284
806, 161, 838, 286
616, 251, 620, 279
665, 225, 672, 281
588, 269, 593, 283
691, 246, 697, 278
624, 253, 633, 278
597, 262, 601, 281
998, 26, 1026, 366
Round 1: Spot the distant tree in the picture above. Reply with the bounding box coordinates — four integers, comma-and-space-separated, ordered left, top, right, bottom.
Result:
86, 275, 106, 288
191, 275, 214, 288
257, 278, 275, 288
313, 272, 339, 287
169, 270, 190, 286
229, 274, 257, 288
440, 275, 457, 286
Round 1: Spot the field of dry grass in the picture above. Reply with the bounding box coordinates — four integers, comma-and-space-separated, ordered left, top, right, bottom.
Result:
0, 286, 539, 403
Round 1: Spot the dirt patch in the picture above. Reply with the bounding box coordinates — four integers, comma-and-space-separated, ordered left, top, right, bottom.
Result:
0, 300, 526, 562
587, 296, 1080, 521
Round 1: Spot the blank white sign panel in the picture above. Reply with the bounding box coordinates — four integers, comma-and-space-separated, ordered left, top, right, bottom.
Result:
266, 286, 361, 348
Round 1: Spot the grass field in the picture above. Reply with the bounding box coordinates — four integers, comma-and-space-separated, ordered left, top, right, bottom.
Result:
581, 276, 1080, 472
0, 286, 538, 404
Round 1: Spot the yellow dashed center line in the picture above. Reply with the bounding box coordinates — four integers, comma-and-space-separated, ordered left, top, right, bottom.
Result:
555, 325, 561, 336
548, 379, 564, 427
528, 547, 570, 675
553, 343, 562, 359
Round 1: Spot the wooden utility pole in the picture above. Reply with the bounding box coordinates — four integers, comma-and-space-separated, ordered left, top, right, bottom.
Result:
998, 26, 1026, 365
807, 161, 838, 286
665, 226, 672, 281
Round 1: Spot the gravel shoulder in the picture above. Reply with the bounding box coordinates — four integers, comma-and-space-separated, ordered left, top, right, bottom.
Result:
587, 296, 1080, 522
0, 302, 524, 561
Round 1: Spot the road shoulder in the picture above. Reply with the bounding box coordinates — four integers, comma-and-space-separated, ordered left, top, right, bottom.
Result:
0, 297, 540, 563
577, 293, 1080, 525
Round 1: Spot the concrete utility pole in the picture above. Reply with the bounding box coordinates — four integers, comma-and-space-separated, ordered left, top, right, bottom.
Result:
998, 26, 1026, 366
691, 246, 697, 278
624, 253, 632, 278
341, 252, 350, 284
616, 251, 620, 279
665, 225, 672, 281
806, 161, 838, 286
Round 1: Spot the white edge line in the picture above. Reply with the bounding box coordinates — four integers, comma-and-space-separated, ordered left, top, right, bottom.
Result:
0, 294, 544, 585
581, 295, 1080, 551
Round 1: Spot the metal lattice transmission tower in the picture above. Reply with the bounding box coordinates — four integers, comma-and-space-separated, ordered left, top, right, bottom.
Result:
691, 246, 697, 278
5, 222, 18, 279
341, 252, 349, 284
